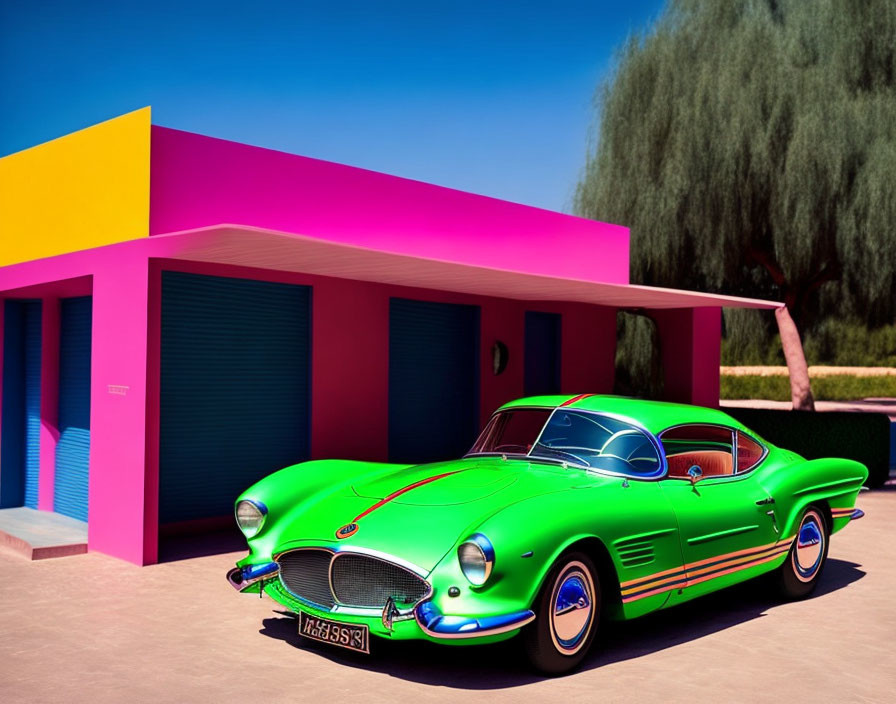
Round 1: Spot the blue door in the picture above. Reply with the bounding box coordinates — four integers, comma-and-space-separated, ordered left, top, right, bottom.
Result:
54, 296, 92, 522
388, 298, 480, 463
525, 311, 561, 396
0, 300, 42, 508
159, 272, 311, 524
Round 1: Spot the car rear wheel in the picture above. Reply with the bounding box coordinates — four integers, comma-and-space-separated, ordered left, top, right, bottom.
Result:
778, 506, 829, 599
523, 552, 600, 675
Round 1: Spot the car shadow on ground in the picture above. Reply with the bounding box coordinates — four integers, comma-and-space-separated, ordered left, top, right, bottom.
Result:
257, 557, 865, 688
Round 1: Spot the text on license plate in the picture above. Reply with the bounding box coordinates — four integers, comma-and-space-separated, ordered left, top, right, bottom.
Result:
298, 612, 370, 654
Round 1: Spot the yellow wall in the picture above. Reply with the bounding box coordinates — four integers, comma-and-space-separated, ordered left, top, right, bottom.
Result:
0, 107, 151, 267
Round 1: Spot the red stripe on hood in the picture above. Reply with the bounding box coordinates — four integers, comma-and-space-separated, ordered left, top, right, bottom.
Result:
352, 470, 464, 522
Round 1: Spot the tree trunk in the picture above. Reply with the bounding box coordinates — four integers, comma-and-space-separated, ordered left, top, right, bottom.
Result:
748, 247, 841, 332
775, 306, 815, 411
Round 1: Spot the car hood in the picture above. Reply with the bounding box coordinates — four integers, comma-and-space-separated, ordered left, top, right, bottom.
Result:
271, 457, 600, 573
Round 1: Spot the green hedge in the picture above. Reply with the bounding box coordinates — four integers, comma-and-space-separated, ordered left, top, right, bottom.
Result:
725, 408, 891, 487
720, 374, 896, 401
721, 312, 896, 367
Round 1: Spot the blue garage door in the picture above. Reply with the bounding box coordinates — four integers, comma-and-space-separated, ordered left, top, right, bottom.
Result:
159, 272, 311, 524
1, 301, 42, 508
54, 296, 92, 522
525, 311, 561, 396
389, 298, 480, 464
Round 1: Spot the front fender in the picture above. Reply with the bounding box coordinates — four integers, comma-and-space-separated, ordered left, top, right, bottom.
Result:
424, 482, 666, 622
235, 459, 411, 564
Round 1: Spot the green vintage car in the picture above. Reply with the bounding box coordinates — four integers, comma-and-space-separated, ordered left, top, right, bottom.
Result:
226, 394, 867, 674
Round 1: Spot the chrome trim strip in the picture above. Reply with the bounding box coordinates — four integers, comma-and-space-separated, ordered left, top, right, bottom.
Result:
850, 509, 865, 520
415, 601, 536, 639
329, 604, 417, 620
731, 429, 738, 475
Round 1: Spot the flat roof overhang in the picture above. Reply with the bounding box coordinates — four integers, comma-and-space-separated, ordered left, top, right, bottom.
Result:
156, 225, 780, 309
0, 224, 781, 309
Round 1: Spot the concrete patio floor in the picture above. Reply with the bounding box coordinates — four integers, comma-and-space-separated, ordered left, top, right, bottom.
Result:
1, 488, 894, 704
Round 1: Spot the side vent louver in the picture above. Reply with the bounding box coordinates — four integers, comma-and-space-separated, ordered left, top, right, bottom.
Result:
614, 537, 656, 568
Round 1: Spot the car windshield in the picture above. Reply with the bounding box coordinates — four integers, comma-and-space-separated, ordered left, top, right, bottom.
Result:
469, 408, 551, 455
469, 408, 663, 478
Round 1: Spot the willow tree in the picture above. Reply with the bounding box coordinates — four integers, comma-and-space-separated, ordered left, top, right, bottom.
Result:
576, 0, 896, 407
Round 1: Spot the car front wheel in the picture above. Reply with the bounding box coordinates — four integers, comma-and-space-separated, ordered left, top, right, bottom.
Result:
524, 552, 600, 675
778, 506, 829, 599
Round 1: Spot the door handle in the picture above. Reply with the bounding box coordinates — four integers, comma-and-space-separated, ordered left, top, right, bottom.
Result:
756, 496, 775, 505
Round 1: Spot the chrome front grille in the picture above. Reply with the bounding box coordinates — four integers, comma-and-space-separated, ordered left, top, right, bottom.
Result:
331, 553, 430, 607
277, 549, 335, 609
276, 548, 430, 611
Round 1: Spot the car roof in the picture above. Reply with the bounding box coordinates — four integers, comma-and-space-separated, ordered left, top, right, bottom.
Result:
497, 394, 751, 436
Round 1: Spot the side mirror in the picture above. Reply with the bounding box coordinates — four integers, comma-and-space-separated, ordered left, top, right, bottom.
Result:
687, 465, 703, 484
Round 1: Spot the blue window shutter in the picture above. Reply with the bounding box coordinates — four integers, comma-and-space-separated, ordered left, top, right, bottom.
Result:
388, 298, 480, 464
159, 272, 311, 524
54, 296, 92, 522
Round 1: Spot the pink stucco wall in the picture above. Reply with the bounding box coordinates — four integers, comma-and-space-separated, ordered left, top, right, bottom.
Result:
2, 248, 153, 562
0, 233, 724, 565
149, 126, 631, 286
88, 255, 152, 563
1, 233, 620, 564
0, 124, 733, 566
652, 307, 722, 408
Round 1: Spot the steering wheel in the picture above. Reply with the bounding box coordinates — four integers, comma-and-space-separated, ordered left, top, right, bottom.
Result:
493, 444, 528, 453
539, 446, 589, 467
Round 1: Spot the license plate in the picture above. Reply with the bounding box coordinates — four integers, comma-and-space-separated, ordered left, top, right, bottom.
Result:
298, 611, 370, 654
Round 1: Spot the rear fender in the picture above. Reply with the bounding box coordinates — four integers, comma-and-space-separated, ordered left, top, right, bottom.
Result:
761, 458, 867, 539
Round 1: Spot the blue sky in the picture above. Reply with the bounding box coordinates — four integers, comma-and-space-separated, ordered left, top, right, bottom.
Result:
0, 1, 665, 212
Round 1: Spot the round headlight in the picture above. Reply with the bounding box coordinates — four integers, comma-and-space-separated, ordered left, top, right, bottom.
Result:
235, 499, 267, 538
458, 533, 495, 586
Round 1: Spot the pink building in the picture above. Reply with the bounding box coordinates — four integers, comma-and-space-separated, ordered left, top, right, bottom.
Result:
0, 109, 777, 565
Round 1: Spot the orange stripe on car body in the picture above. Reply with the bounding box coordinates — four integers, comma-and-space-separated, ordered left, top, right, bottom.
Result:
620, 536, 794, 590
621, 537, 796, 601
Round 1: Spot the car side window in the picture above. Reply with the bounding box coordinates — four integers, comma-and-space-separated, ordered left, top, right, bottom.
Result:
660, 425, 735, 478
736, 431, 766, 473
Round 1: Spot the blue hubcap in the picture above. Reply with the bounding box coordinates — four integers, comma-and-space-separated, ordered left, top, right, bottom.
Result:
794, 513, 824, 581
550, 563, 594, 653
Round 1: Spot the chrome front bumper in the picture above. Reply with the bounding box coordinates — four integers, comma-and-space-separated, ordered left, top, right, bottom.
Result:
226, 562, 280, 591
229, 563, 536, 640
414, 600, 535, 639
